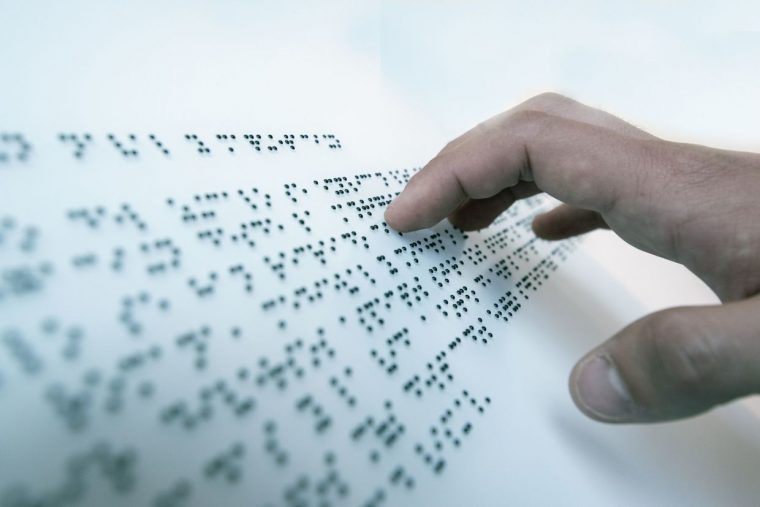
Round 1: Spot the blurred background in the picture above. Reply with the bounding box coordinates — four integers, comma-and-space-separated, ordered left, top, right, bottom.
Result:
4, 0, 760, 151
378, 0, 760, 151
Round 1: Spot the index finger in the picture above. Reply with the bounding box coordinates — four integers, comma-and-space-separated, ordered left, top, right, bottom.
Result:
384, 110, 649, 232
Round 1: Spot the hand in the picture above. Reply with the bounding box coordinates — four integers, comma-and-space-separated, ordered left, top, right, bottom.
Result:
384, 93, 760, 423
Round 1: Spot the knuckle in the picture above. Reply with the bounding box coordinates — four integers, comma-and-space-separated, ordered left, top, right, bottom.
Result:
423, 152, 450, 172
647, 310, 720, 395
470, 121, 490, 136
440, 139, 457, 153
509, 108, 549, 127
520, 92, 570, 109
531, 91, 571, 106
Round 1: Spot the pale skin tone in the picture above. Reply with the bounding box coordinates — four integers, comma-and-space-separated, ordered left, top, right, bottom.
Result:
384, 93, 760, 424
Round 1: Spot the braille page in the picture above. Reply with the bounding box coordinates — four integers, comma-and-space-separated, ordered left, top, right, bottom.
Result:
1, 3, 759, 507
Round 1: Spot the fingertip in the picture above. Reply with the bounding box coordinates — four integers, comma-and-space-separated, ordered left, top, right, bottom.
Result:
384, 197, 422, 232
531, 213, 558, 240
569, 354, 638, 423
531, 212, 586, 240
568, 360, 602, 422
383, 205, 406, 232
383, 204, 399, 229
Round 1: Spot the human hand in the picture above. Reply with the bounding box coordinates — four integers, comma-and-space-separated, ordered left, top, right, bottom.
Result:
384, 93, 760, 423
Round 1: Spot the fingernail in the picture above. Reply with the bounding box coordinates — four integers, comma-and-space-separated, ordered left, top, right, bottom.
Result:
573, 355, 637, 422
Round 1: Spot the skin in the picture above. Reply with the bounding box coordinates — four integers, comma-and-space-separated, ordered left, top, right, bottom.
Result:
384, 93, 760, 424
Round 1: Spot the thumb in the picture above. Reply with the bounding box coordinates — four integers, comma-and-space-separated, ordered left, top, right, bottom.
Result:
569, 299, 760, 423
